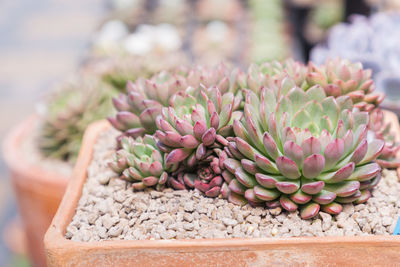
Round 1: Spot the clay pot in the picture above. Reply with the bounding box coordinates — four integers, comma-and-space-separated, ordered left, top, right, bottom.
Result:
3, 116, 69, 267
44, 112, 400, 267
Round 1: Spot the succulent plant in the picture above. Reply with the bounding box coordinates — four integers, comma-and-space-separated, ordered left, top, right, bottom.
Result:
167, 148, 230, 197
108, 64, 243, 142
369, 108, 400, 168
307, 58, 384, 112
109, 135, 178, 190
155, 86, 242, 169
245, 58, 384, 113
108, 71, 187, 140
223, 81, 384, 219
38, 79, 117, 163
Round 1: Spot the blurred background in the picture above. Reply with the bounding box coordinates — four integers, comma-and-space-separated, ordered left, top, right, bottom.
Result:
1, 0, 400, 266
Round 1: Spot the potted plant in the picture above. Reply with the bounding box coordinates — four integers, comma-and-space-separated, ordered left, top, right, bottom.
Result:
2, 55, 186, 266
45, 59, 400, 266
2, 74, 121, 266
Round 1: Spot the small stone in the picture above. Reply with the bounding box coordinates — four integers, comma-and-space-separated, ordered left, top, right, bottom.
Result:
101, 214, 118, 229
158, 213, 173, 223
183, 223, 195, 231
96, 226, 107, 238
342, 204, 354, 215
97, 202, 108, 215
108, 226, 123, 237
222, 218, 238, 227
246, 215, 261, 224
183, 213, 194, 222
270, 207, 282, 216
138, 213, 149, 223
319, 212, 332, 231
88, 214, 99, 225
98, 174, 110, 185
362, 224, 371, 233
382, 217, 393, 226
354, 204, 366, 212
184, 202, 194, 212
114, 192, 126, 203
160, 230, 177, 239
380, 207, 391, 217
150, 191, 164, 198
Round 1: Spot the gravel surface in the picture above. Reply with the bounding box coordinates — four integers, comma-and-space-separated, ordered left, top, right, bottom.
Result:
21, 120, 73, 177
66, 129, 400, 242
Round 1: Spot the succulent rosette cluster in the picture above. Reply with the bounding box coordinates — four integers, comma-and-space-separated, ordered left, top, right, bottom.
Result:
109, 135, 177, 190
223, 83, 384, 219
109, 59, 393, 220
244, 58, 384, 111
108, 71, 188, 140
306, 58, 384, 112
244, 58, 399, 169
108, 64, 244, 143
155, 86, 242, 195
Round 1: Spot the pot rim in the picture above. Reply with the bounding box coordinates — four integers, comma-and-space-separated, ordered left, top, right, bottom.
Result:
2, 115, 70, 187
44, 111, 400, 253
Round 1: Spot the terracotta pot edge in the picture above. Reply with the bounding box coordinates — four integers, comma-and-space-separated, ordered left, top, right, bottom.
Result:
2, 115, 70, 186
45, 119, 111, 251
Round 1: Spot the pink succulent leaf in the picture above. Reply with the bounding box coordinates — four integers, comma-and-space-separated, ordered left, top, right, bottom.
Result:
324, 181, 360, 197
302, 154, 325, 179
280, 195, 298, 212
275, 180, 300, 194
253, 185, 280, 201
290, 190, 312, 204
321, 202, 343, 215
276, 156, 301, 179
300, 202, 320, 219
301, 180, 325, 195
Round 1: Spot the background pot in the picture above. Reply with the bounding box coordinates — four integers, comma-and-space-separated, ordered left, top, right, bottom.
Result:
44, 112, 400, 267
3, 116, 69, 267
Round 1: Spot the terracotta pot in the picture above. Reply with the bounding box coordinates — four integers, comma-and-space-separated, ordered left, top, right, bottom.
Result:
3, 116, 69, 267
44, 112, 400, 267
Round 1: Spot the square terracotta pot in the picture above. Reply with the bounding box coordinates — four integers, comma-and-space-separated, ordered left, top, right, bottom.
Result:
44, 111, 400, 267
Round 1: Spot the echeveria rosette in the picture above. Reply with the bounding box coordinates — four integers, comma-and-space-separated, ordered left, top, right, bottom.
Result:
108, 64, 244, 143
244, 59, 309, 93
109, 135, 178, 191
369, 108, 400, 168
108, 71, 188, 140
244, 58, 384, 113
155, 86, 242, 174
307, 58, 384, 112
168, 151, 229, 198
223, 85, 384, 219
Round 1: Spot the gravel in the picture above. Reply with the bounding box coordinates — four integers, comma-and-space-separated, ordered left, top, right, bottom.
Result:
66, 129, 400, 241
21, 120, 73, 177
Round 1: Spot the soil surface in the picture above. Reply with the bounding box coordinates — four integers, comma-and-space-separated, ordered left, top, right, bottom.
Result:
66, 129, 400, 241
21, 120, 73, 178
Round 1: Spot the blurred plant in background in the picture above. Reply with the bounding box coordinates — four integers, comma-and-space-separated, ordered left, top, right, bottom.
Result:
310, 12, 400, 115
38, 78, 117, 163
247, 0, 290, 63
